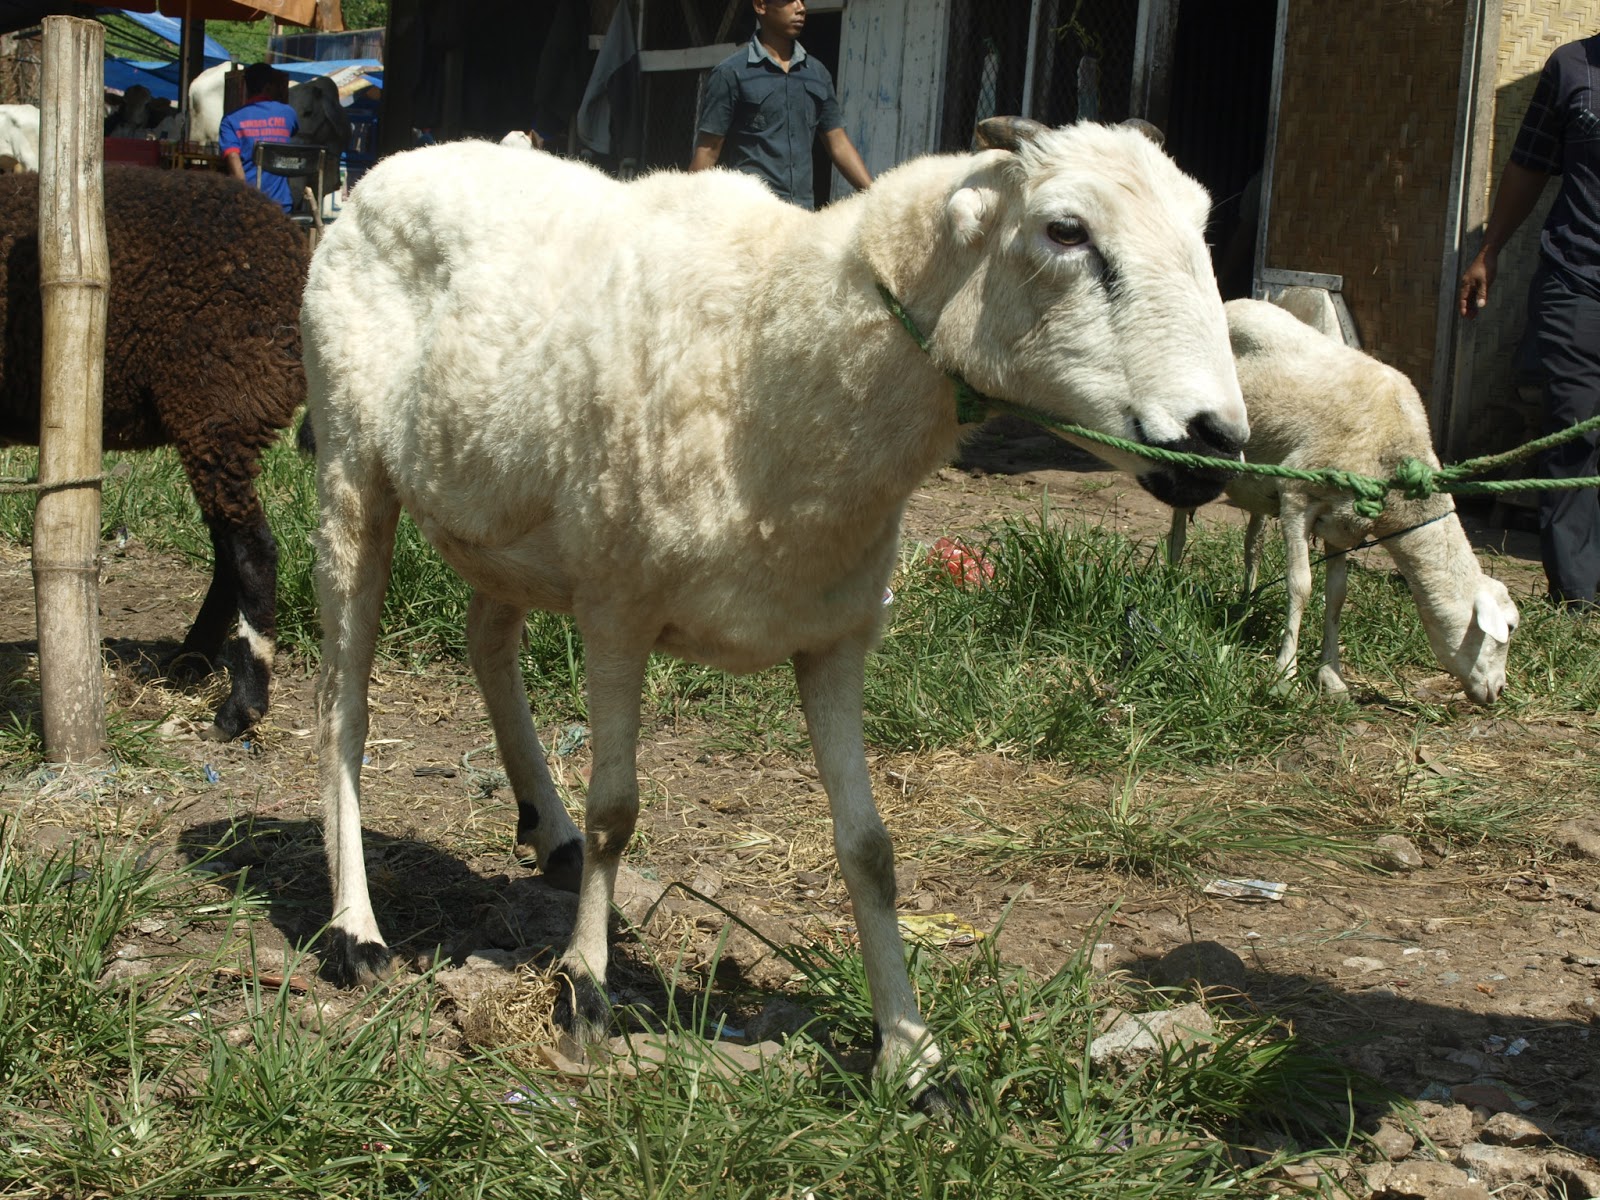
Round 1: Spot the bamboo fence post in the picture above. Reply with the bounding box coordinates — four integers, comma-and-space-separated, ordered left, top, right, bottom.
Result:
34, 15, 108, 762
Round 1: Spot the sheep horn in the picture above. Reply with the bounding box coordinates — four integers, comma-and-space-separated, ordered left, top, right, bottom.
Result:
1120, 119, 1166, 147
974, 116, 1049, 153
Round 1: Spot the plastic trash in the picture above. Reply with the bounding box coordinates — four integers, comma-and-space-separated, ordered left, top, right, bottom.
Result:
1202, 878, 1288, 902
927, 536, 994, 587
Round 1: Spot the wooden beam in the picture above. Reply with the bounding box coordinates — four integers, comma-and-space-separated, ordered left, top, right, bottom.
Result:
35, 15, 108, 763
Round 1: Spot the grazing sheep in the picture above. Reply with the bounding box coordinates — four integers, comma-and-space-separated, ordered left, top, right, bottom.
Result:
303, 118, 1248, 1104
0, 166, 308, 740
1168, 299, 1518, 703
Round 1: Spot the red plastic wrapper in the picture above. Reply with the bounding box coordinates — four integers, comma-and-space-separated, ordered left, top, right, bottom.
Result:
927, 536, 994, 587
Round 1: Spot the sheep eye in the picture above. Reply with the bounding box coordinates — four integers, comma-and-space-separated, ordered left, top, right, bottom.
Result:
1047, 218, 1089, 247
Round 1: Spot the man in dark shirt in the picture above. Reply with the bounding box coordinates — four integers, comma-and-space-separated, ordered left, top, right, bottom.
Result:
1459, 33, 1600, 610
689, 0, 872, 208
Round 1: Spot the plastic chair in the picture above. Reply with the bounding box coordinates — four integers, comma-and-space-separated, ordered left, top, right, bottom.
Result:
253, 141, 327, 248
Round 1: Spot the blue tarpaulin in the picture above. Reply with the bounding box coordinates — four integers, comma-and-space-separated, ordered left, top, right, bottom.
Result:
104, 56, 383, 102
100, 8, 230, 60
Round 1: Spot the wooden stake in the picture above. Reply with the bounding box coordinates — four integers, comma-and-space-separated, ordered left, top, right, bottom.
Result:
34, 16, 108, 763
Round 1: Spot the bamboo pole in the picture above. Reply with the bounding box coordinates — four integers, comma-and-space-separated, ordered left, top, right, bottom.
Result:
34, 15, 108, 763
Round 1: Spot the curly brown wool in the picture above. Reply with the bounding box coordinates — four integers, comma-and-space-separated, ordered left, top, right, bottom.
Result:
0, 165, 309, 741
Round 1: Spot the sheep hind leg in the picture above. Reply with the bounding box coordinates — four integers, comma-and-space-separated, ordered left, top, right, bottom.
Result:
313, 466, 401, 988
1314, 550, 1350, 695
553, 640, 648, 1049
465, 592, 583, 891
795, 636, 964, 1115
163, 524, 238, 683
204, 515, 279, 742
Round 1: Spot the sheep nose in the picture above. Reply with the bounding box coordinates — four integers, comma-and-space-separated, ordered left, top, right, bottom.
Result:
1187, 412, 1245, 458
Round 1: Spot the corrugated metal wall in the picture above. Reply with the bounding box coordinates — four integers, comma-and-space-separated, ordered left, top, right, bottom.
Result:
1265, 0, 1466, 402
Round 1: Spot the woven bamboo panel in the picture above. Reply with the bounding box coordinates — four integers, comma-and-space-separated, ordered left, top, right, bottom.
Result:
1266, 0, 1465, 400
1459, 2, 1594, 460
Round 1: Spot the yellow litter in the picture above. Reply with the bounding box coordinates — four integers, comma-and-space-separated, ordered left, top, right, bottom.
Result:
897, 913, 985, 949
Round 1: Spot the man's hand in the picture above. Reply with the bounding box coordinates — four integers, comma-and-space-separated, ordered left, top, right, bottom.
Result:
1458, 249, 1495, 319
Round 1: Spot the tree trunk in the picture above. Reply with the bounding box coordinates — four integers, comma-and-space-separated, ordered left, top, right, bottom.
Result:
34, 15, 108, 763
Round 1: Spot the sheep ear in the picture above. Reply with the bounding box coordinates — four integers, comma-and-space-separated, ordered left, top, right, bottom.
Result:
946, 185, 997, 245
974, 116, 1048, 153
1473, 587, 1510, 642
1121, 118, 1166, 147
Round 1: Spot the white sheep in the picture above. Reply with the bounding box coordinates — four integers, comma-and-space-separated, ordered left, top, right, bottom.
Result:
0, 103, 39, 172
301, 117, 1249, 1106
1168, 298, 1518, 704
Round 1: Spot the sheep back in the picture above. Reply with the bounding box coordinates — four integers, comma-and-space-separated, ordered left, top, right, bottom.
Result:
0, 166, 308, 458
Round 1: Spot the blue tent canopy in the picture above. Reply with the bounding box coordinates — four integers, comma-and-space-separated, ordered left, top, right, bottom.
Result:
104, 57, 187, 100
276, 58, 383, 91
104, 56, 384, 102
100, 8, 230, 60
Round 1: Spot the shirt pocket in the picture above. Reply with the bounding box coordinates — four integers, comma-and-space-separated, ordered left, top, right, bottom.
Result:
737, 77, 783, 133
800, 77, 832, 133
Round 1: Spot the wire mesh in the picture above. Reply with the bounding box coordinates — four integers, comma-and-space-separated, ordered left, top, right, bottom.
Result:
938, 0, 1140, 151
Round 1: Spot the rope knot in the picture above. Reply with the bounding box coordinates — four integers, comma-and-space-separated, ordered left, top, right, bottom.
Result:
1390, 457, 1438, 501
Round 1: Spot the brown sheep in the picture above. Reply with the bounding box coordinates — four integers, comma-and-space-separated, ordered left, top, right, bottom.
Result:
0, 166, 308, 740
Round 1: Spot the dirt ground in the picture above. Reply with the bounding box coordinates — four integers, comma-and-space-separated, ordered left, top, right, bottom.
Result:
2, 419, 1598, 1182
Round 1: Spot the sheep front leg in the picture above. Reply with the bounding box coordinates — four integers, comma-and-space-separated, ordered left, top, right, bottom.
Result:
1167, 509, 1193, 565
553, 642, 647, 1047
1274, 500, 1316, 685
794, 637, 960, 1112
313, 467, 401, 987
466, 592, 584, 890
1315, 550, 1351, 694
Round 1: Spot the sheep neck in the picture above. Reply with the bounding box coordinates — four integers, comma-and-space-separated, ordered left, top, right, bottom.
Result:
1379, 500, 1479, 627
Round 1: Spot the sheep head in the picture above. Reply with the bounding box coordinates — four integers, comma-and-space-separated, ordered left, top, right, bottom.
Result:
1416, 577, 1518, 705
917, 119, 1248, 509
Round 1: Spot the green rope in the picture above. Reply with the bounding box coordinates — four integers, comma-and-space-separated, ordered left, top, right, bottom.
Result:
877, 283, 1600, 519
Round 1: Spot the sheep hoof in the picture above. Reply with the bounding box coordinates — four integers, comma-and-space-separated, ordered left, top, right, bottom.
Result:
321, 930, 396, 988
913, 1072, 973, 1119
552, 969, 611, 1045
1314, 666, 1349, 695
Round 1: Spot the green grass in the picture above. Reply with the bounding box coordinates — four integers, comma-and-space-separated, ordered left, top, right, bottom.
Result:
0, 833, 1375, 1198
6, 440, 1600, 777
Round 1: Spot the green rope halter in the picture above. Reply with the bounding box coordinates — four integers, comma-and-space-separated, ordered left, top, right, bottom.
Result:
876, 283, 1600, 520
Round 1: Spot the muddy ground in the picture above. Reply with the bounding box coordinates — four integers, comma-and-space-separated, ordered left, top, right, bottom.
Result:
2, 418, 1598, 1187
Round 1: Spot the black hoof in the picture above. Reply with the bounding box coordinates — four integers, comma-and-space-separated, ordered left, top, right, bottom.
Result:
541, 839, 584, 893
551, 969, 610, 1042
914, 1072, 973, 1118
159, 648, 217, 687
321, 929, 395, 988
205, 697, 263, 742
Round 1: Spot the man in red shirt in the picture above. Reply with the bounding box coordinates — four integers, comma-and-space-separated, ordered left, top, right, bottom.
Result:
220, 63, 299, 213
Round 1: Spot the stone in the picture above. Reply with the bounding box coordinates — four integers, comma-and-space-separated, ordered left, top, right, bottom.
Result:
97, 957, 157, 985
298, 999, 346, 1033
1373, 834, 1425, 872
1545, 1153, 1600, 1199
435, 964, 518, 1009
1449, 1083, 1524, 1115
1146, 942, 1247, 997
612, 864, 667, 926
1554, 817, 1600, 862
463, 949, 519, 971
1478, 1111, 1549, 1147
1370, 1121, 1416, 1161
1370, 1160, 1470, 1196
1414, 1102, 1475, 1149
1454, 1143, 1545, 1190
1343, 955, 1388, 974
1088, 1002, 1215, 1065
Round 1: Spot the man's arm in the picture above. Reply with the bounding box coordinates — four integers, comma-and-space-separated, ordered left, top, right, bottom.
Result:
223, 149, 246, 182
823, 127, 871, 192
1457, 161, 1553, 318
688, 132, 723, 172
